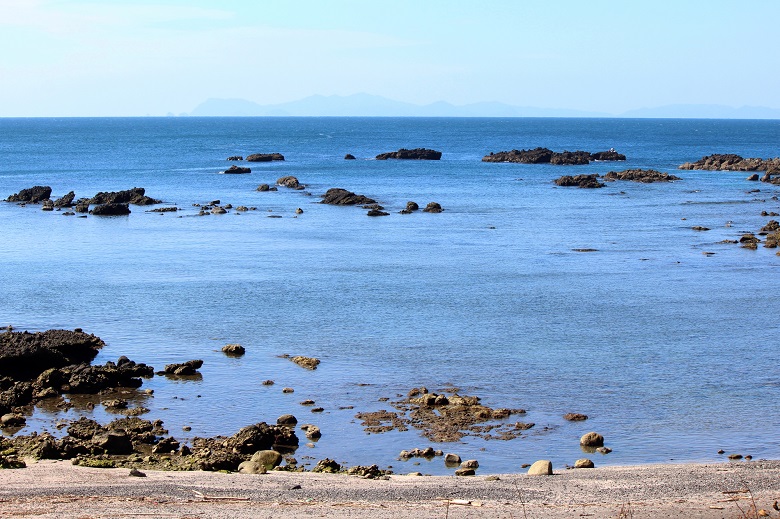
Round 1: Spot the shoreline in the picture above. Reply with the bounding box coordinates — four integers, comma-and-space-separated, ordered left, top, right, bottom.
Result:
1, 459, 779, 518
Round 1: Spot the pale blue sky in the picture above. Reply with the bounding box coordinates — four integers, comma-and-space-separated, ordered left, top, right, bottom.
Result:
1, 0, 778, 116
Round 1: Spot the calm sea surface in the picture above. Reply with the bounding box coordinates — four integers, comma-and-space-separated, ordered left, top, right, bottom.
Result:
1, 117, 779, 474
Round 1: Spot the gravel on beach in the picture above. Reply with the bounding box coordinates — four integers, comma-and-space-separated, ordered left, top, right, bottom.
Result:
1, 459, 779, 518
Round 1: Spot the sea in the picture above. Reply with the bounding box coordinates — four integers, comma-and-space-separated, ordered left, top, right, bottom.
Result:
1, 117, 779, 474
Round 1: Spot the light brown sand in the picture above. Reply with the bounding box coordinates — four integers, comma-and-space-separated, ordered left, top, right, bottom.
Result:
1, 459, 779, 518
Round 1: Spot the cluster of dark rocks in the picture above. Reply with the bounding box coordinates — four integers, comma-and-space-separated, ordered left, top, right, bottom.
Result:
483, 147, 626, 165
356, 386, 532, 442
679, 154, 780, 184
0, 329, 153, 419
554, 169, 682, 188
5, 186, 163, 216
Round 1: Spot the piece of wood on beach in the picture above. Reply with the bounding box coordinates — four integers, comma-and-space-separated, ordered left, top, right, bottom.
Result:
193, 490, 250, 502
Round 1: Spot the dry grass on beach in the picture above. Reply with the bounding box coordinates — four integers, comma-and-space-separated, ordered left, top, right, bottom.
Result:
1, 459, 780, 518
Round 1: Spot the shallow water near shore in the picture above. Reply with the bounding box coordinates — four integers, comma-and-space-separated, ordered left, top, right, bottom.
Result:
1, 117, 779, 474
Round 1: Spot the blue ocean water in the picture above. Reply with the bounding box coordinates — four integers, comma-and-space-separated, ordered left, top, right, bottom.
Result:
1, 117, 779, 474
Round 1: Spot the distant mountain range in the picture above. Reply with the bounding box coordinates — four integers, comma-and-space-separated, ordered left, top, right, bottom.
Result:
187, 93, 780, 119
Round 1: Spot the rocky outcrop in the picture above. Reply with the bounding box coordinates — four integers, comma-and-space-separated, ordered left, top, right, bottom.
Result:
483, 148, 625, 164
6, 186, 52, 203
290, 356, 320, 370
344, 154, 356, 160
554, 174, 604, 188
0, 329, 105, 379
226, 156, 243, 161
590, 150, 627, 161
88, 188, 161, 206
0, 328, 152, 415
159, 360, 202, 377
376, 148, 442, 160
679, 154, 780, 172
276, 176, 303, 189
221, 344, 245, 356
320, 188, 376, 206
246, 153, 284, 162
550, 151, 591, 165
603, 169, 681, 183
422, 202, 443, 213
90, 203, 131, 216
222, 165, 251, 174
483, 147, 553, 164
53, 191, 76, 208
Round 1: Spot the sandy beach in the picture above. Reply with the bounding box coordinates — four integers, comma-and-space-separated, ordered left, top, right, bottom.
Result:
1, 459, 779, 518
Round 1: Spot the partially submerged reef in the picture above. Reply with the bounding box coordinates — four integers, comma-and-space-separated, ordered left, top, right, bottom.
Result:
679, 154, 780, 184
554, 169, 682, 188
482, 147, 626, 165
0, 327, 612, 476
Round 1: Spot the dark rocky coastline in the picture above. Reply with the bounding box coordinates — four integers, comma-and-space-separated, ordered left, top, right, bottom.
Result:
679, 154, 780, 184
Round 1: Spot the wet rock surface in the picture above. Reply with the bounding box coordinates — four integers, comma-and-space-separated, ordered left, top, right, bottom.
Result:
356, 387, 532, 442
0, 329, 106, 379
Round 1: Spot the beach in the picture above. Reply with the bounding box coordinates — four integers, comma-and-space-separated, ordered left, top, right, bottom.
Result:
1, 459, 779, 518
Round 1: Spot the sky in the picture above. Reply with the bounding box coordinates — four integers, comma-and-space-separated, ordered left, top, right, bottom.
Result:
1, 0, 778, 116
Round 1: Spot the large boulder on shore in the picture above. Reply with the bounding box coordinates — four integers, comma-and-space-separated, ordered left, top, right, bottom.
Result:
321, 188, 377, 206
6, 186, 52, 203
88, 188, 161, 206
376, 148, 442, 160
0, 330, 105, 380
